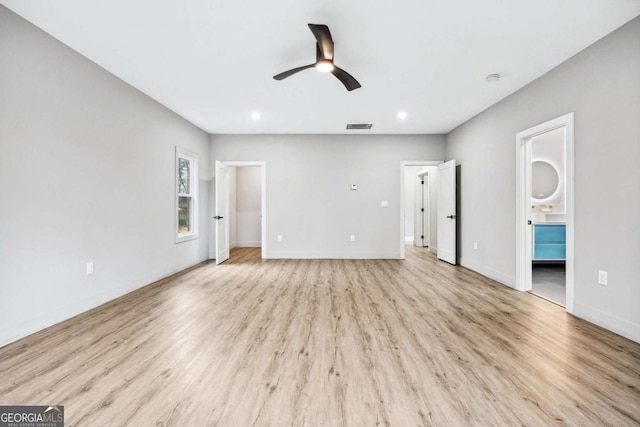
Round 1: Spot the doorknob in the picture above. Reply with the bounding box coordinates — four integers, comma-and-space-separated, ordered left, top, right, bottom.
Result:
446, 214, 456, 219
213, 216, 224, 220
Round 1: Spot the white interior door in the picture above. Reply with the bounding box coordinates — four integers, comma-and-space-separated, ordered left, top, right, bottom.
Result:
414, 175, 423, 246
524, 142, 533, 291
415, 174, 429, 247
422, 175, 430, 247
437, 160, 457, 264
214, 161, 230, 264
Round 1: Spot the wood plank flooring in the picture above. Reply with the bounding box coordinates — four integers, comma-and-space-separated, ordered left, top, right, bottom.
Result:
1, 246, 639, 426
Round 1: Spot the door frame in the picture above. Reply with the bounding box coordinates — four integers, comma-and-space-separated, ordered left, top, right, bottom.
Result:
222, 161, 267, 259
400, 161, 442, 259
515, 112, 574, 313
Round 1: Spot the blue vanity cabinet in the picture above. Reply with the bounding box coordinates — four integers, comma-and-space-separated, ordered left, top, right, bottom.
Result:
533, 224, 566, 260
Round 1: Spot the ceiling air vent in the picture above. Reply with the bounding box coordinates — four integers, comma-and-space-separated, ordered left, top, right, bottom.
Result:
346, 123, 373, 130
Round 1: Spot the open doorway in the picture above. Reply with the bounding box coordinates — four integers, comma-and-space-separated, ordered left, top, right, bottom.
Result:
228, 166, 262, 252
211, 161, 266, 264
516, 113, 574, 312
400, 161, 441, 259
404, 165, 431, 248
530, 128, 567, 305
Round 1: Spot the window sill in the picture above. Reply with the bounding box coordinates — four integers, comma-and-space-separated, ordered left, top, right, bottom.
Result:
176, 233, 199, 244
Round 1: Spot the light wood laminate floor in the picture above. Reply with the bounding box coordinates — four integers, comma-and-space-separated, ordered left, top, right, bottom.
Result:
1, 247, 639, 426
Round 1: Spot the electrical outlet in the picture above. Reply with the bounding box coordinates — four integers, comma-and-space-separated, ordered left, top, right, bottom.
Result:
473, 241, 478, 250
598, 270, 607, 286
277, 235, 283, 242
350, 235, 356, 242
86, 262, 94, 275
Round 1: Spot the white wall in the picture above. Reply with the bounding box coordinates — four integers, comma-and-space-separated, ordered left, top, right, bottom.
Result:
235, 167, 262, 247
210, 134, 445, 258
446, 16, 640, 342
0, 6, 210, 346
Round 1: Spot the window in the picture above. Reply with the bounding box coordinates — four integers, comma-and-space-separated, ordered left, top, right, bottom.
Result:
176, 148, 198, 242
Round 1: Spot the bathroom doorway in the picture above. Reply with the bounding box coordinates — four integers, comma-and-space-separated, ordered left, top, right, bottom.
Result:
515, 113, 575, 312
529, 127, 567, 305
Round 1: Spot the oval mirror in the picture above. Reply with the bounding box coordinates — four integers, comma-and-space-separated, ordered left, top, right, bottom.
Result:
531, 161, 559, 200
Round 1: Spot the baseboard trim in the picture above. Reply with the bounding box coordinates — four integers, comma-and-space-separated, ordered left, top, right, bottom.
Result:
233, 241, 262, 248
266, 251, 401, 260
573, 302, 640, 344
459, 258, 515, 289
0, 258, 207, 348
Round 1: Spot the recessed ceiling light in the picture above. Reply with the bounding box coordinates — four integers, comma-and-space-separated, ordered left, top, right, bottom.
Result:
251, 112, 261, 120
397, 111, 408, 120
486, 73, 501, 82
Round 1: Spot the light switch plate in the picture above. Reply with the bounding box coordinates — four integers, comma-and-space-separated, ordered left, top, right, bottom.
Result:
381, 201, 388, 208
86, 262, 94, 275
351, 184, 358, 190
277, 235, 283, 242
598, 270, 607, 286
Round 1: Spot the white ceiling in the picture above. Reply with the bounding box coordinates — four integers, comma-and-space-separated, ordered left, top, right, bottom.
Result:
3, 0, 639, 134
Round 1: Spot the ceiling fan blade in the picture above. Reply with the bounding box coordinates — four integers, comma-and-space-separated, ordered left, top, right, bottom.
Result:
273, 64, 315, 80
331, 66, 361, 91
308, 24, 333, 61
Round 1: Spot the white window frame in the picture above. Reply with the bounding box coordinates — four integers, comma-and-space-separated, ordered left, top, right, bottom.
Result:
175, 147, 199, 243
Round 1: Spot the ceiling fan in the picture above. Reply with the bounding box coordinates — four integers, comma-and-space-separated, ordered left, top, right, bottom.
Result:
273, 24, 362, 91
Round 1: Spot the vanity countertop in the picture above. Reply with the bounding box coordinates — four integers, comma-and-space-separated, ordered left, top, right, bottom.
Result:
532, 221, 566, 225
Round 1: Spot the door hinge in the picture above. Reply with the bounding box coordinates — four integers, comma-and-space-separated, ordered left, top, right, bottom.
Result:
421, 208, 424, 212
421, 181, 424, 185
421, 235, 424, 239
